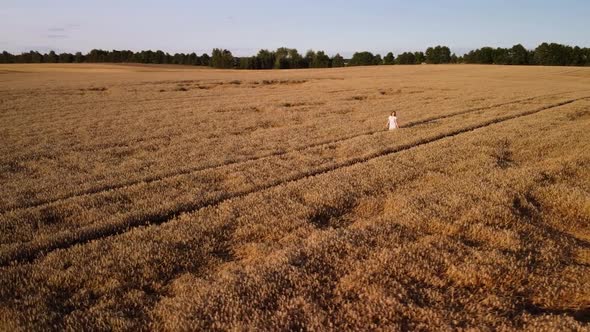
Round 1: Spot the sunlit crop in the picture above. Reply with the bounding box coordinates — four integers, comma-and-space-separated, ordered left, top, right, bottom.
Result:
1, 63, 589, 330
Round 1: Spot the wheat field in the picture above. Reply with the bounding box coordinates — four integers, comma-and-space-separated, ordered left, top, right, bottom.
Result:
0, 63, 589, 330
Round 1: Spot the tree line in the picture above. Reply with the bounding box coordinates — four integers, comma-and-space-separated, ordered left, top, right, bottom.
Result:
235, 48, 344, 69
0, 49, 211, 66
0, 47, 447, 67
1, 43, 589, 68
463, 43, 590, 66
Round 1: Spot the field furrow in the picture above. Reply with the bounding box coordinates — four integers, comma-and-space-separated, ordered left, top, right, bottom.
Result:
1, 85, 588, 329
3, 66, 585, 213
0, 90, 579, 214
1, 96, 586, 265
1, 64, 590, 330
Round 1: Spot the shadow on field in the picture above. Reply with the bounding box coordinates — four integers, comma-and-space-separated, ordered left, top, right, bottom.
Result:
523, 303, 590, 323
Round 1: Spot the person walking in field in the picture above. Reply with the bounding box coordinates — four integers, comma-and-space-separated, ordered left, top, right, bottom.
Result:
387, 111, 399, 130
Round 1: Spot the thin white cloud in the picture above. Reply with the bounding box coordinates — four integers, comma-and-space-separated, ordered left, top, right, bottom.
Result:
46, 34, 68, 39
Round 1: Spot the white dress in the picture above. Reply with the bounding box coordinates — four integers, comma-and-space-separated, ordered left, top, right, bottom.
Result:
388, 116, 399, 130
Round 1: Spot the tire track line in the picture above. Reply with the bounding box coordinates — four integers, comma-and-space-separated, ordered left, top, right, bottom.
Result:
0, 91, 578, 215
1, 96, 586, 266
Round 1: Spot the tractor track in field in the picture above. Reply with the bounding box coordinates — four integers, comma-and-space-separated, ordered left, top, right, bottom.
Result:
0, 91, 580, 215
1, 96, 587, 266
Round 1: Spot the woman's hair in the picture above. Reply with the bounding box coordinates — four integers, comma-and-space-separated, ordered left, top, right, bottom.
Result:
391, 111, 396, 116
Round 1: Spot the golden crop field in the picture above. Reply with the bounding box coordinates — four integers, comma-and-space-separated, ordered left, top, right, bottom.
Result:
1, 63, 589, 330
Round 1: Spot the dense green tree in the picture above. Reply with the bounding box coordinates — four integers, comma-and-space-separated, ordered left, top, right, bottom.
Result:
186, 53, 197, 65
463, 45, 535, 65
533, 43, 578, 66
59, 53, 74, 63
274, 47, 291, 69
310, 50, 331, 68
383, 52, 395, 65
425, 47, 435, 63
583, 47, 590, 66
304, 50, 315, 68
109, 50, 121, 62
86, 49, 107, 62
544, 43, 564, 65
425, 46, 451, 64
373, 54, 383, 65
414, 51, 425, 63
239, 56, 257, 69
492, 48, 510, 65
509, 44, 529, 65
533, 43, 552, 65
153, 50, 166, 64
173, 53, 186, 65
289, 49, 307, 68
396, 52, 416, 64
571, 46, 585, 66
269, 47, 306, 69
0, 51, 15, 63
210, 48, 234, 68
19, 52, 33, 63
199, 53, 210, 66
349, 51, 377, 66
256, 49, 275, 69
74, 52, 85, 63
440, 47, 452, 63
464, 47, 494, 64
46, 50, 59, 63
331, 53, 345, 67
31, 51, 43, 63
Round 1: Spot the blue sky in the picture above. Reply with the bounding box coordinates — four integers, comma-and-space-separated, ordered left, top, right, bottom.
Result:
1, 0, 588, 56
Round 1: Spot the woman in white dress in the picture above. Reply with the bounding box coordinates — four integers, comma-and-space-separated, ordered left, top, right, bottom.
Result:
387, 111, 399, 130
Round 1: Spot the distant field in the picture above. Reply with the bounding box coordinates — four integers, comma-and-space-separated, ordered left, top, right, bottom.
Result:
1, 64, 589, 330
